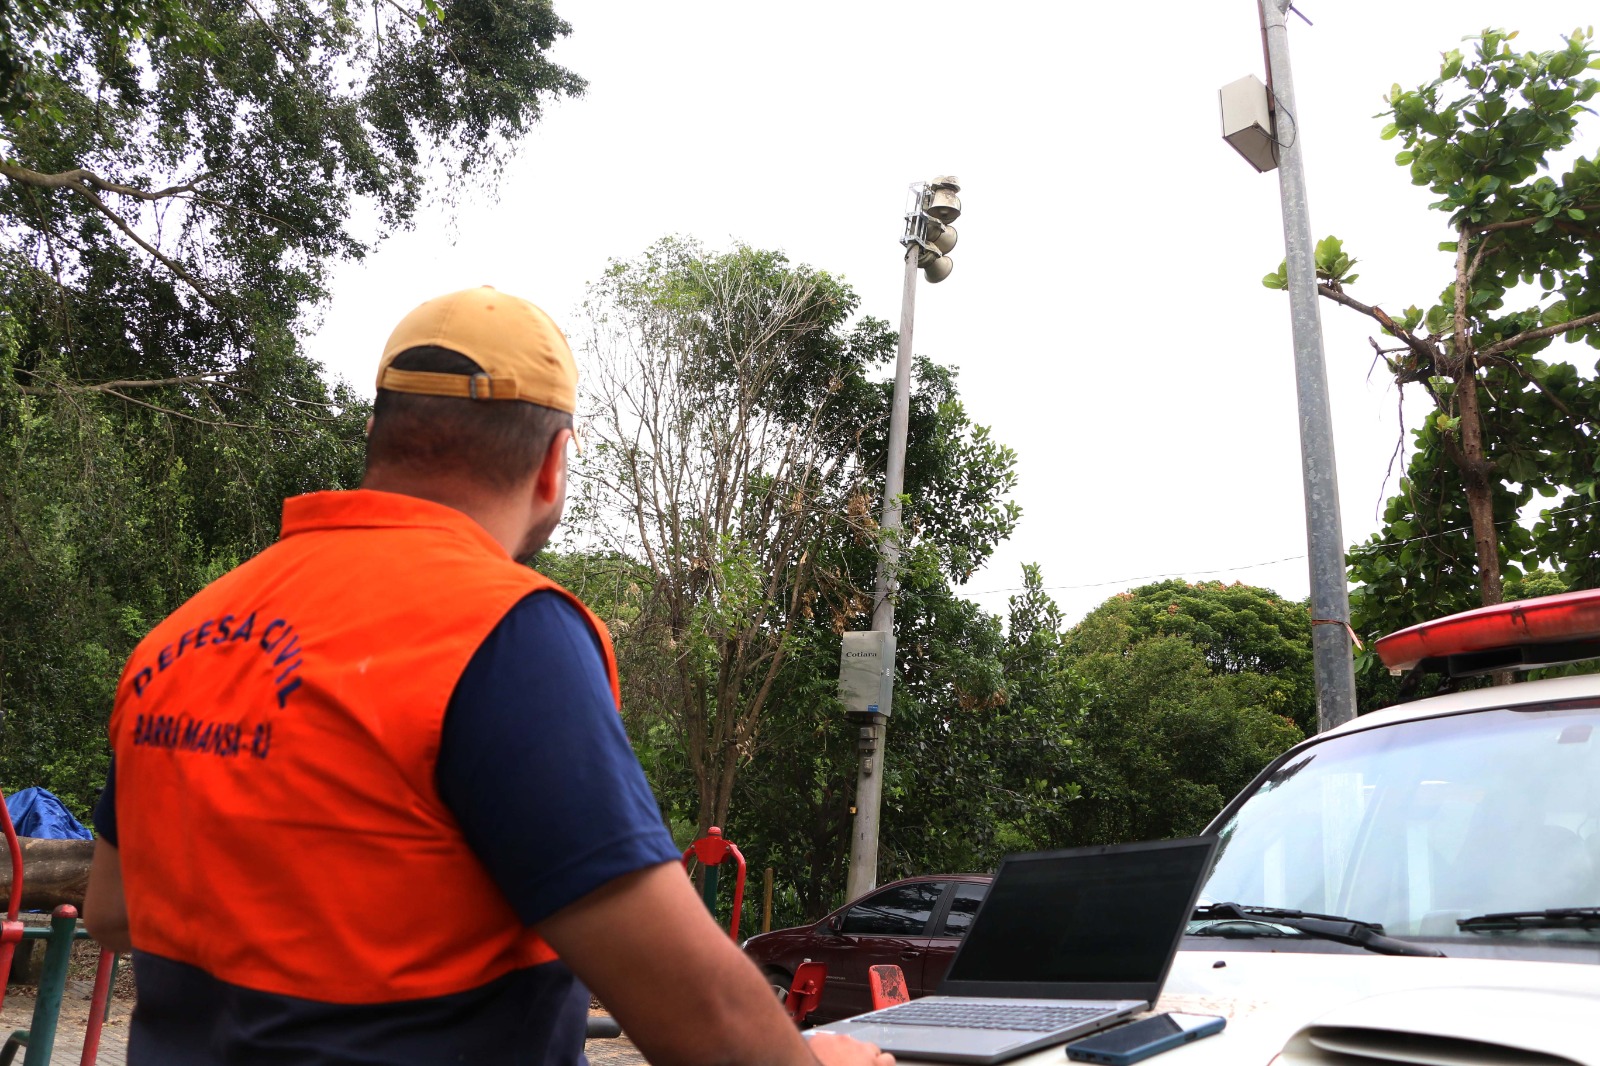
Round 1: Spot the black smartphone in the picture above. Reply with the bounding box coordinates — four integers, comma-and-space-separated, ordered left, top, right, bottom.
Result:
1064, 1012, 1225, 1065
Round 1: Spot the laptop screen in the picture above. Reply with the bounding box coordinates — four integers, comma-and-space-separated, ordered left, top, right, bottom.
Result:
943, 838, 1216, 994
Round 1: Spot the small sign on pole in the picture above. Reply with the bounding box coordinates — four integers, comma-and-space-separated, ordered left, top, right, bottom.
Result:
839, 631, 895, 717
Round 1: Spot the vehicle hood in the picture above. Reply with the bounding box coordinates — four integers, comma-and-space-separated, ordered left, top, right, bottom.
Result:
971, 948, 1600, 1066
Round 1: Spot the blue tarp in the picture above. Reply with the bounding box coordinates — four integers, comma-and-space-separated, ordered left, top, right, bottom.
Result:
4, 787, 92, 840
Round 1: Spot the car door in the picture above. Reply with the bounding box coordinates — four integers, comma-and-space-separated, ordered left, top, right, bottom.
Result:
814, 880, 948, 1020
921, 880, 989, 994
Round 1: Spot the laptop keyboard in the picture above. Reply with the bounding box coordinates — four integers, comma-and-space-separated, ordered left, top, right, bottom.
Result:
862, 1001, 1115, 1033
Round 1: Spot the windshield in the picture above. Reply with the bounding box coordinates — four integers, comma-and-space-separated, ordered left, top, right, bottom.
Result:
1199, 702, 1600, 944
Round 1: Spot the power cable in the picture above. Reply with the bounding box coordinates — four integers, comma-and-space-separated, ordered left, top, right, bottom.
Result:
963, 496, 1600, 599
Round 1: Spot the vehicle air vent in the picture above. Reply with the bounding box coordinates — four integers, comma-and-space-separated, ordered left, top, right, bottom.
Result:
1281, 1025, 1581, 1066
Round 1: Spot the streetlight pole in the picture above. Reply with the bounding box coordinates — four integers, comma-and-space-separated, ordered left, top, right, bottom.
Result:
1259, 0, 1357, 732
844, 179, 961, 901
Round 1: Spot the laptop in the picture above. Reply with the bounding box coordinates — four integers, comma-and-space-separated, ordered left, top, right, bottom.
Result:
808, 836, 1219, 1065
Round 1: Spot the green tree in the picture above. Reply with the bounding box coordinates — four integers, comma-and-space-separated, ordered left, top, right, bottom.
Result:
576, 238, 1022, 842
577, 238, 896, 839
0, 299, 371, 811
0, 0, 583, 810
572, 238, 1025, 921
1263, 28, 1600, 657
1061, 582, 1305, 844
1072, 579, 1316, 734
723, 563, 1079, 931
3, 0, 583, 385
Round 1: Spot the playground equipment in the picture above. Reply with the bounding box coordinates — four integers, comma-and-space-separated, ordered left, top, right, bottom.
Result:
680, 827, 746, 941
0, 789, 117, 1066
784, 961, 826, 1026
0, 788, 21, 1015
869, 964, 909, 1011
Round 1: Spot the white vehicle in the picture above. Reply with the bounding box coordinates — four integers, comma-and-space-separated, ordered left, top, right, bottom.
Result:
906, 589, 1600, 1066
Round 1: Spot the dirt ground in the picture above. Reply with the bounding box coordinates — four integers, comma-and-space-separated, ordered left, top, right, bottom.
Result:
587, 1002, 647, 1065
0, 972, 133, 1066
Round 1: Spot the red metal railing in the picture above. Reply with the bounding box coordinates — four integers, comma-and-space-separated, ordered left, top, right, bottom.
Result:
0, 787, 24, 1015
680, 827, 747, 941
0, 789, 118, 1065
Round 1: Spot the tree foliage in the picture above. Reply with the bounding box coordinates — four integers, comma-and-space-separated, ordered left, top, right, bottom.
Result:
1069, 580, 1316, 733
2, 0, 583, 376
723, 562, 1081, 930
575, 237, 1022, 843
0, 298, 371, 812
0, 0, 582, 810
708, 568, 1307, 931
1265, 28, 1600, 668
1061, 582, 1305, 844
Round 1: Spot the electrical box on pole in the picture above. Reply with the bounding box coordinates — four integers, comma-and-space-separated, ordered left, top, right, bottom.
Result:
839, 631, 895, 717
1219, 74, 1279, 173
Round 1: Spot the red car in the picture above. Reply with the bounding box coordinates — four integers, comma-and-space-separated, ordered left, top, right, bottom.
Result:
741, 874, 992, 1022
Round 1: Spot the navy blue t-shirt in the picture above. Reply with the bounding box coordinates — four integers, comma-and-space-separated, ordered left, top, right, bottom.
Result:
95, 591, 679, 1065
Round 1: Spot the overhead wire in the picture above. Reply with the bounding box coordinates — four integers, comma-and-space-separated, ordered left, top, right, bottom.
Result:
961, 496, 1600, 599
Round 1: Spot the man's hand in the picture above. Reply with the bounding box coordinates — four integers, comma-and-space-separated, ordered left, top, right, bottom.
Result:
808, 1031, 896, 1066
537, 861, 892, 1066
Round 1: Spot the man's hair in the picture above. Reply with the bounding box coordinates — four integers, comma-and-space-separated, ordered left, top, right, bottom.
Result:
366, 347, 573, 491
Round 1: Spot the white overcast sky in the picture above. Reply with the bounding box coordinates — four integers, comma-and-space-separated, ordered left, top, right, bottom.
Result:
305, 1, 1599, 625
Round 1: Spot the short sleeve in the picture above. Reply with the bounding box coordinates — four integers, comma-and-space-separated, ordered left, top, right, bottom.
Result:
93, 759, 118, 846
436, 591, 680, 927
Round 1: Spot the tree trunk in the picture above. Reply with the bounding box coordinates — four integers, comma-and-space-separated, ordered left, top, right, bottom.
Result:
0, 837, 95, 910
1454, 364, 1504, 608
1451, 236, 1504, 611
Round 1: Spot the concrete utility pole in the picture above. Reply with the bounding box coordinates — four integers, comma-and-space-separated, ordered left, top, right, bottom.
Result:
844, 242, 918, 903
1260, 0, 1357, 732
845, 179, 962, 901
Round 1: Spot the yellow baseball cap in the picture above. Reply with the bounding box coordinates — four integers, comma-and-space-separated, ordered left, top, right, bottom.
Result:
376, 286, 577, 414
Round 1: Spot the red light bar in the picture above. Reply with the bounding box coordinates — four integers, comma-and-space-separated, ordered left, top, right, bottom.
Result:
1376, 589, 1600, 672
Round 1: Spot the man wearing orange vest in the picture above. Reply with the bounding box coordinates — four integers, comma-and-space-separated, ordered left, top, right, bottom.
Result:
84, 287, 891, 1066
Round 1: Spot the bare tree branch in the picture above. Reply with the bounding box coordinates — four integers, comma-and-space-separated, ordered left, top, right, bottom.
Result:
70, 183, 223, 309
1464, 234, 1499, 290
18, 374, 226, 395
0, 160, 205, 202
1469, 206, 1599, 235
1317, 283, 1439, 367
240, 0, 299, 61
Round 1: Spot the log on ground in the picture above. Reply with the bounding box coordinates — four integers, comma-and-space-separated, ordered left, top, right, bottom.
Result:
0, 837, 95, 911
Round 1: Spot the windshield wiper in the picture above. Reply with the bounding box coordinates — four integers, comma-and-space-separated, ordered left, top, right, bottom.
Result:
1458, 907, 1600, 931
1192, 902, 1445, 958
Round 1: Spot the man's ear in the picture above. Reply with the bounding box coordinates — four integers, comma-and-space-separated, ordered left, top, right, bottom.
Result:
533, 427, 572, 505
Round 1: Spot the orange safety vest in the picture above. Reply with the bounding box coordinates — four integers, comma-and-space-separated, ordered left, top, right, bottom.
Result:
107, 490, 622, 1004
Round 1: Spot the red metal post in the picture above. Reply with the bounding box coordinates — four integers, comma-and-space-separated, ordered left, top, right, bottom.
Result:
0, 787, 25, 1015
78, 949, 114, 1066
679, 827, 749, 941
722, 841, 746, 942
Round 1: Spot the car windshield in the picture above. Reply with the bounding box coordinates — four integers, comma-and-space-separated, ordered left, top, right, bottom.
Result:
1198, 702, 1600, 944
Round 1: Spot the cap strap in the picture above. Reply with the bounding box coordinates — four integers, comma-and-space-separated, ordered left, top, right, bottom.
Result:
379, 368, 519, 401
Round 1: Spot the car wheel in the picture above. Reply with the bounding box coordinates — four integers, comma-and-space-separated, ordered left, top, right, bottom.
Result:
766, 969, 791, 1004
